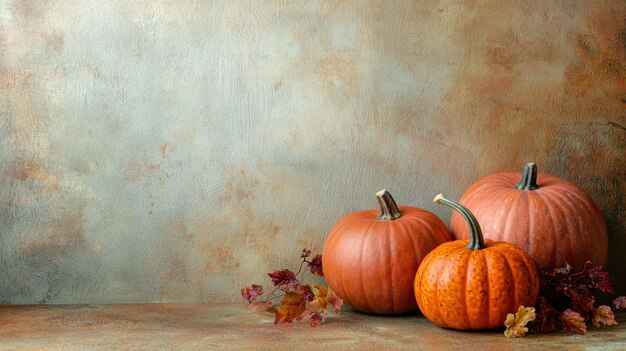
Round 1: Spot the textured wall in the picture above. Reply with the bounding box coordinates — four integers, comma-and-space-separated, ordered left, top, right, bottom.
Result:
0, 0, 624, 303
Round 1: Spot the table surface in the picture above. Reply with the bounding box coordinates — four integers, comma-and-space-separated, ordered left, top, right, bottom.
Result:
0, 304, 624, 350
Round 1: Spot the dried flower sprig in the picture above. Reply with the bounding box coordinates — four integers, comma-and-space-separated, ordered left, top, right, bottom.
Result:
241, 248, 343, 326
504, 261, 625, 337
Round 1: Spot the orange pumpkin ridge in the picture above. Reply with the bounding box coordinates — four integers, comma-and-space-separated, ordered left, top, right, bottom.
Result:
414, 194, 539, 330
323, 190, 452, 315
450, 163, 608, 271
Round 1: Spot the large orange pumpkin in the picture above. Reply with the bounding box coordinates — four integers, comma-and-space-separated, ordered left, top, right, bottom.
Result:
322, 190, 451, 314
414, 194, 539, 330
450, 163, 608, 271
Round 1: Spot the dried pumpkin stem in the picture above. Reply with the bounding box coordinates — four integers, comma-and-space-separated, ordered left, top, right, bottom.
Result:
434, 194, 486, 250
376, 189, 401, 220
516, 162, 538, 190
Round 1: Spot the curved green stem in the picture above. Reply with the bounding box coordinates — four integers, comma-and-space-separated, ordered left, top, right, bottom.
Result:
376, 189, 401, 220
516, 162, 538, 190
434, 194, 486, 250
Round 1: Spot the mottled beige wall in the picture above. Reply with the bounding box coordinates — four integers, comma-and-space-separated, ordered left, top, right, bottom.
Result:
0, 0, 624, 303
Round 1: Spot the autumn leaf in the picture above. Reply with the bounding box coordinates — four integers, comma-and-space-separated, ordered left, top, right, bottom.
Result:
308, 254, 323, 276
308, 309, 328, 327
241, 284, 264, 302
592, 305, 617, 328
504, 306, 536, 338
327, 289, 343, 314
566, 288, 595, 316
293, 284, 314, 302
275, 292, 307, 324
561, 309, 587, 335
586, 265, 613, 294
529, 297, 560, 333
308, 284, 328, 312
613, 296, 626, 310
268, 269, 298, 291
249, 300, 273, 311
313, 284, 327, 298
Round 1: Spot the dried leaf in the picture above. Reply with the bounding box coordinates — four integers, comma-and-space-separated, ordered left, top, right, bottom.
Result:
308, 254, 323, 276
592, 305, 617, 328
539, 263, 571, 301
566, 288, 595, 316
586, 265, 613, 294
308, 284, 328, 311
561, 309, 587, 335
268, 269, 298, 291
308, 309, 328, 327
293, 284, 314, 302
613, 296, 626, 310
275, 292, 307, 324
504, 306, 536, 338
249, 300, 273, 311
313, 284, 327, 298
241, 284, 264, 302
327, 289, 344, 314
529, 297, 560, 333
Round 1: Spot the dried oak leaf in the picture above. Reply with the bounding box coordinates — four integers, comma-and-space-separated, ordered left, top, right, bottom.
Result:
241, 284, 264, 302
268, 269, 298, 291
275, 292, 307, 324
504, 306, 536, 338
308, 254, 323, 276
561, 309, 587, 335
613, 296, 626, 310
249, 300, 273, 311
592, 305, 617, 328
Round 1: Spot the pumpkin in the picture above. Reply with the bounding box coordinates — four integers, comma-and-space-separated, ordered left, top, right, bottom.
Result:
450, 162, 608, 271
322, 189, 452, 314
414, 194, 539, 330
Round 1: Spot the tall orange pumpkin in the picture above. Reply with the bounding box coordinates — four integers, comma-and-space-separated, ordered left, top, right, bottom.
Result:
414, 194, 539, 330
322, 190, 451, 314
450, 163, 607, 271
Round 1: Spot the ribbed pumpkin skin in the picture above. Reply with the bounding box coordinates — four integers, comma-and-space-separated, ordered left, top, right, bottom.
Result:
322, 206, 451, 314
451, 172, 608, 271
414, 239, 539, 330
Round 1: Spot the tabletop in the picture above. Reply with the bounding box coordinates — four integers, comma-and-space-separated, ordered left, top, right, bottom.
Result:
0, 304, 624, 350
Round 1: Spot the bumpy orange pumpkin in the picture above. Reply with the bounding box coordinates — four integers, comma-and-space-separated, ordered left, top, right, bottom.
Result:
322, 190, 451, 314
414, 194, 539, 330
450, 163, 607, 271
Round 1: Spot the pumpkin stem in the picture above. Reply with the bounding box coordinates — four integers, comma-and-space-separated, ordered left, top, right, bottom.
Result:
516, 162, 538, 190
434, 194, 486, 250
376, 189, 401, 220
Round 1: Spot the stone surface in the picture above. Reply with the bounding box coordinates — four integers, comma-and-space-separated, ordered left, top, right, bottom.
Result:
0, 304, 624, 350
0, 0, 625, 304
